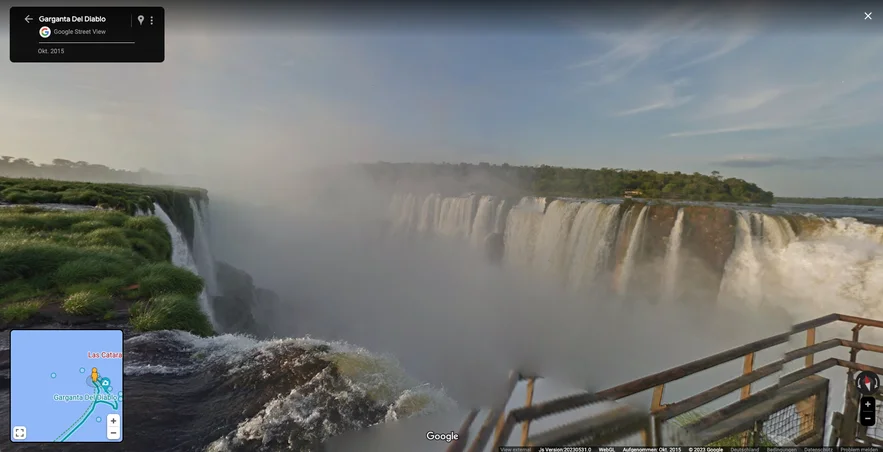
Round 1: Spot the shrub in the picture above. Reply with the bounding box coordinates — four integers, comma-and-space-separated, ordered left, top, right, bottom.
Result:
70, 220, 110, 233
129, 294, 212, 336
0, 300, 43, 323
0, 243, 83, 283
53, 255, 135, 288
134, 263, 204, 298
82, 227, 130, 248
63, 291, 113, 316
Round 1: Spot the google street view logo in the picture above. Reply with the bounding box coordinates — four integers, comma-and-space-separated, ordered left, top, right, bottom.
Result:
39, 26, 51, 38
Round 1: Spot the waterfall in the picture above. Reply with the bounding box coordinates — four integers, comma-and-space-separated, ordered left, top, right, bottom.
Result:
661, 208, 685, 303
493, 199, 510, 234
718, 211, 765, 307
719, 213, 883, 320
387, 192, 883, 322
517, 196, 547, 213
152, 203, 218, 328
436, 195, 478, 239
417, 193, 440, 235
565, 202, 620, 289
616, 205, 650, 296
470, 196, 502, 248
503, 204, 545, 268
190, 199, 219, 297
530, 200, 583, 276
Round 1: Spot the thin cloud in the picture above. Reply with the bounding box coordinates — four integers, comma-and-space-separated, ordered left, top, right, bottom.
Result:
570, 10, 707, 85
615, 95, 693, 117
613, 78, 694, 117
668, 34, 754, 72
668, 122, 791, 137
571, 9, 757, 86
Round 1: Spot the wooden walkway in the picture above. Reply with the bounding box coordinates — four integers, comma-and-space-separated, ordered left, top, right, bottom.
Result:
443, 313, 883, 451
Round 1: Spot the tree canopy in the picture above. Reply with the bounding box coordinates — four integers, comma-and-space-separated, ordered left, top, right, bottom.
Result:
362, 162, 775, 204
1, 157, 781, 204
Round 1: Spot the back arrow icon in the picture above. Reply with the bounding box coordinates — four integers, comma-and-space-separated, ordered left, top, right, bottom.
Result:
24, 15, 32, 23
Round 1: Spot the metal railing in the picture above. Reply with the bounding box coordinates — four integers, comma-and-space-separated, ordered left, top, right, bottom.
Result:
447, 313, 883, 451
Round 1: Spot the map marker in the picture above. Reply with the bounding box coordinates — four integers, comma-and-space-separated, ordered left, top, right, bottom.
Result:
91, 367, 98, 383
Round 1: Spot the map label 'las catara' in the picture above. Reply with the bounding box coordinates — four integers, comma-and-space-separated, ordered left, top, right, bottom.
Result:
87, 352, 123, 359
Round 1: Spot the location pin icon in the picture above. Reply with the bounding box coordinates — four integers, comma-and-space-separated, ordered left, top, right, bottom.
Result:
137, 15, 144, 25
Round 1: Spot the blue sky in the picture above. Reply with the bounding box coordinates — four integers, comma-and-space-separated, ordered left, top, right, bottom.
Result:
1, 8, 881, 196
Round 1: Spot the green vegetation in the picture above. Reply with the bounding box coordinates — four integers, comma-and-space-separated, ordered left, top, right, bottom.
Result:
0, 205, 213, 336
363, 162, 775, 204
63, 291, 113, 316
129, 294, 213, 337
0, 176, 206, 242
775, 197, 883, 207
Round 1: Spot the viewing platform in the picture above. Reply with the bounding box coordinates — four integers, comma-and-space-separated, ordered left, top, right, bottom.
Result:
321, 313, 883, 451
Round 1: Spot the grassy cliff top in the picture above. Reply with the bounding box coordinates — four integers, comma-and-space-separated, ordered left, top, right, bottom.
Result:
0, 176, 207, 245
0, 180, 213, 335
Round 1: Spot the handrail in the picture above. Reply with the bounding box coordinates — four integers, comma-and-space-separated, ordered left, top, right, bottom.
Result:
468, 313, 883, 449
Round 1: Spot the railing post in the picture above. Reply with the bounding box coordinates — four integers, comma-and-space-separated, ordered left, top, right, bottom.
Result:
520, 378, 536, 446
651, 384, 665, 411
741, 352, 755, 399
651, 385, 665, 446
493, 412, 506, 446
805, 327, 816, 367
738, 352, 756, 447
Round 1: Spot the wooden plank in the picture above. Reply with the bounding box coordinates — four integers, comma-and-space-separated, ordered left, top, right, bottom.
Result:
490, 415, 518, 451
783, 339, 840, 363
509, 314, 846, 425
805, 328, 816, 367
692, 376, 828, 445
521, 378, 536, 446
446, 409, 479, 452
794, 313, 841, 333
836, 359, 883, 375
466, 370, 520, 452
656, 360, 783, 422
651, 385, 665, 412
840, 339, 883, 354
839, 314, 883, 329
741, 353, 755, 399
779, 358, 839, 387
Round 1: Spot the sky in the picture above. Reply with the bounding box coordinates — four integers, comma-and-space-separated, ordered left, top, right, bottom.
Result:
0, 5, 881, 197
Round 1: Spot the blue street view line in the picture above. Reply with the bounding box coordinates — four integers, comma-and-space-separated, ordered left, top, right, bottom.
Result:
56, 377, 119, 442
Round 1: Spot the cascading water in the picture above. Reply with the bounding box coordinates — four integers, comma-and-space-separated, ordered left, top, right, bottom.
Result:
387, 192, 883, 325
190, 199, 220, 297
529, 200, 583, 276
152, 203, 218, 328
470, 195, 502, 248
615, 205, 649, 296
436, 194, 479, 239
719, 213, 883, 321
565, 202, 620, 290
661, 208, 685, 303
